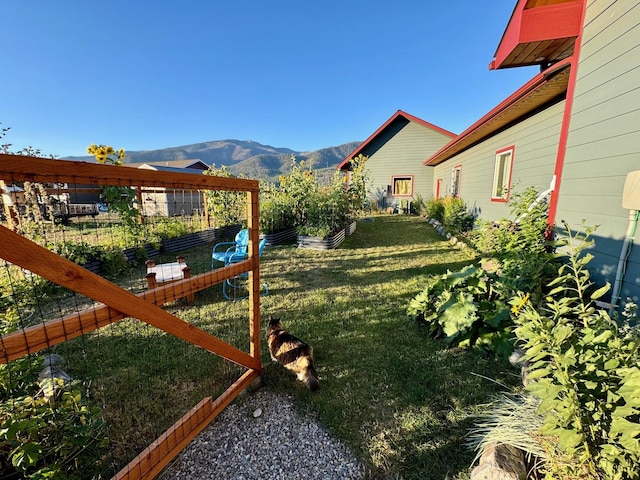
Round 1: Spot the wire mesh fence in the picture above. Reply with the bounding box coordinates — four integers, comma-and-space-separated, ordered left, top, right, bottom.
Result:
0, 154, 262, 479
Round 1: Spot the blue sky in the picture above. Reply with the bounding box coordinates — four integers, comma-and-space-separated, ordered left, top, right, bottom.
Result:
2, 1, 538, 157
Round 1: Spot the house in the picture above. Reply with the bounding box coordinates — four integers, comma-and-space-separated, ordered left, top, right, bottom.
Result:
424, 0, 640, 307
134, 160, 208, 217
338, 110, 455, 211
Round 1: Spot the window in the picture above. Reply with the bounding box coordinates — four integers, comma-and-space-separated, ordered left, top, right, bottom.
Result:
492, 147, 514, 201
450, 165, 462, 197
392, 176, 413, 196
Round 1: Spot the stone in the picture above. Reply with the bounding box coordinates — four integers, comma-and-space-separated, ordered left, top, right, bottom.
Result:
470, 443, 527, 480
38, 366, 73, 400
42, 353, 64, 367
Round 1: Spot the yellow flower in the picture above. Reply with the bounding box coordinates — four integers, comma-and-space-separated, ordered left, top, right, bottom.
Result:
511, 293, 530, 316
118, 148, 125, 160
95, 154, 107, 164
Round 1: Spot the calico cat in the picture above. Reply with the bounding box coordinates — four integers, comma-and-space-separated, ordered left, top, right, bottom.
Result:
266, 316, 319, 391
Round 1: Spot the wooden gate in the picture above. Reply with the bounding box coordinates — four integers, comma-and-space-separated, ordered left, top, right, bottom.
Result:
0, 154, 262, 479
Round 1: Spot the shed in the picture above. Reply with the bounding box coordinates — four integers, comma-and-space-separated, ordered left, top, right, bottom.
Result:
136, 162, 207, 217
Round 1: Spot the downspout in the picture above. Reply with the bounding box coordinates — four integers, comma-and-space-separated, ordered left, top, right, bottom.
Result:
610, 209, 639, 313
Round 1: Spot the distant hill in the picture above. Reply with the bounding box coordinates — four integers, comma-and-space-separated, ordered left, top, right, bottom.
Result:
66, 139, 361, 183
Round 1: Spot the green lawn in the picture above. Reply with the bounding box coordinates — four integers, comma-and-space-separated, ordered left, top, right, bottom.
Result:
255, 215, 520, 479
56, 214, 520, 478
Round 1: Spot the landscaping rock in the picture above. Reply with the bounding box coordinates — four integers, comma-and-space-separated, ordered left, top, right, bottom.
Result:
42, 353, 64, 367
470, 443, 527, 480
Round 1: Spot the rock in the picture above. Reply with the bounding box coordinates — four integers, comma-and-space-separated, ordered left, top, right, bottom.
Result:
38, 366, 73, 400
42, 353, 64, 367
253, 408, 262, 418
38, 366, 72, 384
509, 349, 530, 386
470, 443, 527, 480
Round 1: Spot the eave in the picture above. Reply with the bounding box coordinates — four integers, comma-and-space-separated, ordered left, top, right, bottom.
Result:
425, 58, 572, 166
338, 110, 455, 170
490, 0, 583, 70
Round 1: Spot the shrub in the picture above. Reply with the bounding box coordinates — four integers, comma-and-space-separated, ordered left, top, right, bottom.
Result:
425, 196, 473, 235
425, 197, 445, 223
0, 309, 108, 479
407, 264, 515, 358
469, 186, 554, 303
51, 241, 130, 279
512, 222, 640, 479
259, 182, 296, 234
203, 164, 247, 228
442, 196, 473, 233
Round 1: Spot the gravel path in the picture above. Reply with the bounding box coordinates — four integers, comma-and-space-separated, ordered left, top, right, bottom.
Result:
159, 389, 365, 480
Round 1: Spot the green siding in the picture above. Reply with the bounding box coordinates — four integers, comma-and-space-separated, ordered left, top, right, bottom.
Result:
362, 119, 452, 209
557, 0, 640, 301
432, 101, 564, 220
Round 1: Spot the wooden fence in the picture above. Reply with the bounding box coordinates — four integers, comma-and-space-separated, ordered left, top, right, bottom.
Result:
0, 154, 263, 479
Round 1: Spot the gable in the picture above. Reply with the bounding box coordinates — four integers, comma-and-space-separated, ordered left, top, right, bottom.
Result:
338, 110, 454, 170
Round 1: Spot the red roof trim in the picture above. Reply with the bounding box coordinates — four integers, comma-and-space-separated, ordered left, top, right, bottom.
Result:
490, 0, 582, 70
424, 57, 572, 166
337, 110, 456, 170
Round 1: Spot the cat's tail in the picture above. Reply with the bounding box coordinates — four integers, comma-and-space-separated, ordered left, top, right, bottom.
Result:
304, 363, 319, 392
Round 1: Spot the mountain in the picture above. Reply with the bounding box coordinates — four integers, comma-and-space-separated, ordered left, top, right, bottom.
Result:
66, 140, 361, 183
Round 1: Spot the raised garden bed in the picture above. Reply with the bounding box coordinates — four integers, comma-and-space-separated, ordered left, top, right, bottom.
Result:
297, 228, 346, 250
261, 227, 297, 246
345, 220, 357, 236
161, 224, 242, 253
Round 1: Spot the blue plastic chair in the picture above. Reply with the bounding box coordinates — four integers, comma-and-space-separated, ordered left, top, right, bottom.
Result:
222, 237, 269, 300
211, 229, 249, 268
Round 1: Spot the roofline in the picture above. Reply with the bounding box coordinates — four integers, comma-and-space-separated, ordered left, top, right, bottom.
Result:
337, 110, 456, 170
492, 0, 525, 60
424, 57, 573, 166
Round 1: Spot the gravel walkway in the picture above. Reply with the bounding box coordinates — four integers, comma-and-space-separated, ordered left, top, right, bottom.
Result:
159, 389, 365, 480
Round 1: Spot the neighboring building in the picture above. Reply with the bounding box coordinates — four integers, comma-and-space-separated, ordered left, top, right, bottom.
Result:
127, 159, 209, 171
135, 161, 208, 217
424, 0, 640, 306
338, 110, 455, 211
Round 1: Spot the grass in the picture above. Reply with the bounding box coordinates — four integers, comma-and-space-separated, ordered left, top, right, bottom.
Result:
20, 215, 521, 478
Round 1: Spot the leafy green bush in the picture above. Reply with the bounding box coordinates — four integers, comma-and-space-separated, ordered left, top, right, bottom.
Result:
407, 265, 514, 358
297, 183, 348, 238
0, 309, 107, 479
513, 223, 640, 479
344, 153, 370, 219
425, 196, 473, 235
469, 186, 554, 303
203, 164, 247, 228
51, 241, 130, 279
425, 197, 445, 223
270, 155, 359, 238
259, 182, 296, 234
442, 196, 473, 233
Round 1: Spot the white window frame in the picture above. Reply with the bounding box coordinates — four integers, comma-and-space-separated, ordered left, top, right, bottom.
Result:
491, 146, 514, 202
450, 165, 462, 197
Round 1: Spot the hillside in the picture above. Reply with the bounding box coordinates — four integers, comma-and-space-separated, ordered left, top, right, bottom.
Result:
66, 140, 361, 183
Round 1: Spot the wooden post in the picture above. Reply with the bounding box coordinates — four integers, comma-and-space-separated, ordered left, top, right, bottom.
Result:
0, 180, 18, 231
202, 191, 211, 228
135, 186, 144, 224
247, 189, 261, 364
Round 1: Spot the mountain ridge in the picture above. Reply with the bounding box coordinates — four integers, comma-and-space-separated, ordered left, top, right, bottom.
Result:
65, 139, 361, 183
